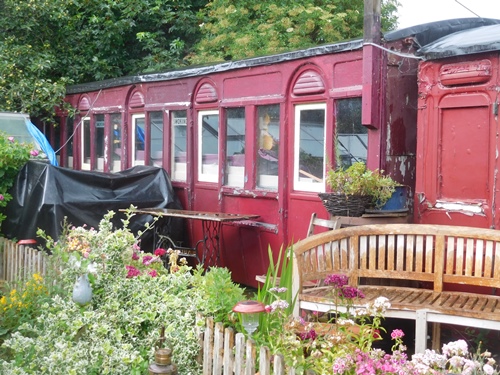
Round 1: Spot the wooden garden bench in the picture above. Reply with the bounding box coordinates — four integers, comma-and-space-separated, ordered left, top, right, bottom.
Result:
291, 223, 500, 353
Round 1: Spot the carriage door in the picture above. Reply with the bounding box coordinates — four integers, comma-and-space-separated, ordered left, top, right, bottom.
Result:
416, 59, 498, 228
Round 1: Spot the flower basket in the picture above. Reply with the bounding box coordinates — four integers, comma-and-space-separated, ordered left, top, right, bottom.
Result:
318, 193, 372, 217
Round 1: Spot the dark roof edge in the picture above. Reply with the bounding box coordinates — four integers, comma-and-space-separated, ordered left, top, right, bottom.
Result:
67, 39, 363, 94
384, 18, 500, 46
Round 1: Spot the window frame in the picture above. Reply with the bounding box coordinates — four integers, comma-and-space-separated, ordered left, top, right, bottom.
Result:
197, 110, 220, 183
293, 103, 327, 192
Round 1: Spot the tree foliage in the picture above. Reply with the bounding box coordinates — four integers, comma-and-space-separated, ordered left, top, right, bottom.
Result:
0, 0, 400, 120
0, 0, 204, 121
188, 0, 400, 64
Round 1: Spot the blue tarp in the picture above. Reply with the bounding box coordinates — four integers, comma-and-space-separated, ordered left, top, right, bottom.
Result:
25, 118, 58, 166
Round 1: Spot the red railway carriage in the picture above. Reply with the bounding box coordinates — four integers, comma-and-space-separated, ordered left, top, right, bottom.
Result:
415, 23, 500, 229
56, 18, 497, 286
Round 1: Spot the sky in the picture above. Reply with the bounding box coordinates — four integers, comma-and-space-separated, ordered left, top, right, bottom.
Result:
397, 0, 500, 29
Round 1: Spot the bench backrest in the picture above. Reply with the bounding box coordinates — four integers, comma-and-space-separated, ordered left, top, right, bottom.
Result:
293, 224, 500, 294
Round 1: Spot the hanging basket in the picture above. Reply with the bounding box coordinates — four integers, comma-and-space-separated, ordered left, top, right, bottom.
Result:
318, 193, 372, 217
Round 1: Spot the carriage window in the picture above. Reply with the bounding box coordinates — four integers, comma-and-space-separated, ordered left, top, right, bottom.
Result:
171, 110, 187, 181
149, 112, 163, 167
294, 103, 326, 192
66, 116, 74, 168
95, 114, 105, 171
198, 110, 219, 183
81, 117, 91, 170
225, 107, 245, 187
257, 105, 280, 189
110, 113, 122, 172
335, 98, 366, 168
132, 114, 145, 166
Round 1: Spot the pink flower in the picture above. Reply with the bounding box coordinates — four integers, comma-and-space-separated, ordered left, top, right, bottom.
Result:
132, 243, 141, 251
391, 329, 405, 340
125, 265, 141, 278
154, 248, 167, 257
0, 194, 3, 201
142, 255, 153, 265
132, 252, 140, 261
30, 149, 39, 157
148, 269, 158, 277
8, 136, 14, 142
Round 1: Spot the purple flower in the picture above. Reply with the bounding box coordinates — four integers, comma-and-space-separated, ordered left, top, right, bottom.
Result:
339, 286, 365, 299
30, 149, 39, 157
299, 329, 317, 341
324, 274, 348, 288
0, 194, 3, 201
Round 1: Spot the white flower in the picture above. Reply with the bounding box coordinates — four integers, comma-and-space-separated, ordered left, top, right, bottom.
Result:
483, 364, 495, 375
442, 339, 468, 357
366, 296, 391, 315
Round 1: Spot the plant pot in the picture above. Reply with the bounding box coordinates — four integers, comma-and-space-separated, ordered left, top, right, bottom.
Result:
318, 193, 372, 217
376, 185, 408, 211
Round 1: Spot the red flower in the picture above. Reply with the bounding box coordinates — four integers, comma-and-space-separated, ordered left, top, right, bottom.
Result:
125, 265, 141, 278
148, 269, 158, 277
154, 248, 167, 257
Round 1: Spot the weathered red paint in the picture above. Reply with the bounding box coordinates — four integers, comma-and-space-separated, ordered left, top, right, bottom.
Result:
415, 52, 500, 228
59, 34, 423, 287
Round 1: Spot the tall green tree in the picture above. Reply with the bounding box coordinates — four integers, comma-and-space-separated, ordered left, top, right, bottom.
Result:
0, 0, 204, 121
188, 0, 400, 64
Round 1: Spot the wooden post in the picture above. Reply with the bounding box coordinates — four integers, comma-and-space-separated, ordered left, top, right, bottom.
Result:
362, 0, 382, 130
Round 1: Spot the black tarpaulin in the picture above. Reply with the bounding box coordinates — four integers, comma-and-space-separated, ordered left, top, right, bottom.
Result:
2, 161, 183, 247
417, 24, 500, 60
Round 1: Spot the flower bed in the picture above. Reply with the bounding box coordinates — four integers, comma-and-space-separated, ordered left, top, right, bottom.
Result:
0, 209, 246, 374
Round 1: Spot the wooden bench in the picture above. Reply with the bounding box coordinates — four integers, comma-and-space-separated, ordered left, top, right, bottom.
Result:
291, 223, 500, 353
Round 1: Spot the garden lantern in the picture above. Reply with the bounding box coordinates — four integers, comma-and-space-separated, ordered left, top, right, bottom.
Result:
232, 300, 266, 336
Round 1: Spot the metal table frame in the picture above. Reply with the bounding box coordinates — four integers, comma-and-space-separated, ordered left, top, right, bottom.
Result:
130, 208, 260, 267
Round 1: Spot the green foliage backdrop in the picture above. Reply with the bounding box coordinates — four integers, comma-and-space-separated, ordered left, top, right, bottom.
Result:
0, 0, 399, 121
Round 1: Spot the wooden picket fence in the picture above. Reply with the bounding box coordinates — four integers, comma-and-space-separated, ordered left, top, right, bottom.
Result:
0, 237, 48, 289
200, 316, 293, 375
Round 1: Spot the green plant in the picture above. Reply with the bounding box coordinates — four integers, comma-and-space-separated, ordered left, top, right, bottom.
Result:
0, 133, 32, 229
254, 244, 296, 334
191, 266, 245, 327
0, 274, 52, 346
326, 161, 398, 207
0, 209, 247, 374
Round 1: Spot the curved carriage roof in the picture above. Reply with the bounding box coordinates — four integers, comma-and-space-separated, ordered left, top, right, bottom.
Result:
67, 40, 364, 94
417, 23, 500, 60
66, 18, 500, 94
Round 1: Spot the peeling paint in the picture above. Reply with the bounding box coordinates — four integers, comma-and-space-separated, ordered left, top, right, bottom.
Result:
434, 200, 484, 215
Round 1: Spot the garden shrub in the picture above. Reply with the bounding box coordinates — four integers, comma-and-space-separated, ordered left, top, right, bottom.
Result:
0, 133, 32, 230
0, 209, 246, 374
